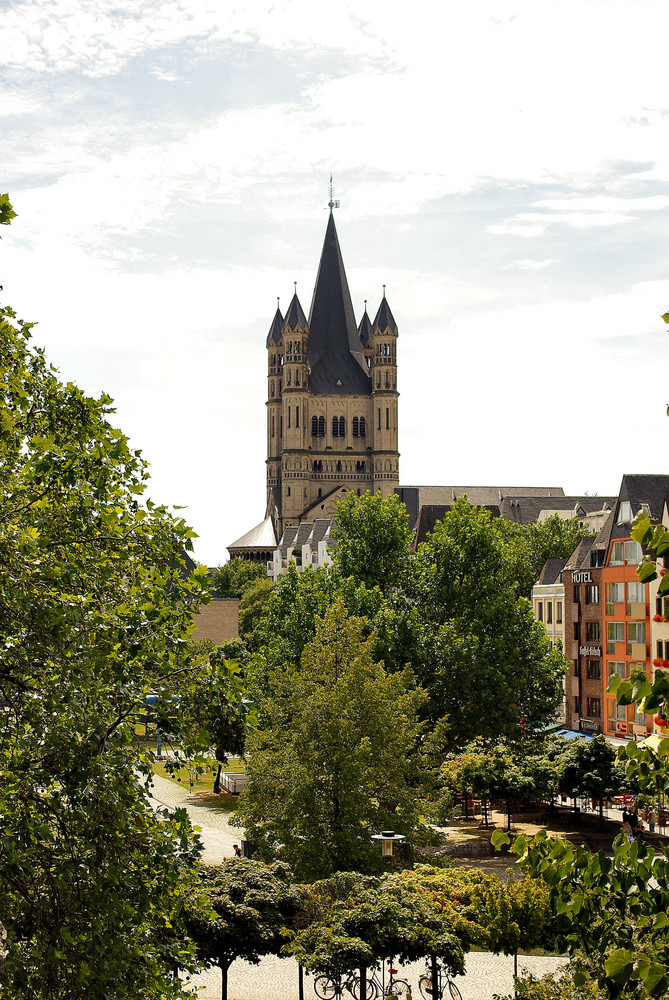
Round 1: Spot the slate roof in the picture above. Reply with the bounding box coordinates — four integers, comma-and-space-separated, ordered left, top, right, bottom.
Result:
395, 485, 566, 534
536, 558, 567, 585
564, 536, 597, 572
307, 213, 371, 395
498, 495, 617, 526
358, 309, 372, 348
597, 474, 669, 550
266, 307, 283, 348
284, 292, 308, 332
372, 296, 398, 335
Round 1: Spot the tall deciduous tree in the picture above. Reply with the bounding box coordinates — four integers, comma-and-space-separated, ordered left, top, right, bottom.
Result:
212, 558, 265, 598
235, 601, 428, 879
332, 491, 413, 593
0, 209, 215, 996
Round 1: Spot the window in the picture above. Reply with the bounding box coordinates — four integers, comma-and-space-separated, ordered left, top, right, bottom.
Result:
312, 416, 318, 436
573, 622, 580, 641
610, 542, 624, 566
625, 540, 642, 564
586, 698, 601, 718
318, 416, 325, 436
658, 640, 664, 660
586, 661, 601, 680
339, 416, 345, 437
377, 408, 381, 430
606, 581, 624, 614
359, 417, 366, 437
537, 601, 543, 622
556, 601, 563, 624
336, 460, 342, 472
617, 501, 632, 524
356, 461, 366, 472
546, 602, 553, 624
271, 415, 275, 437
352, 417, 359, 436
295, 406, 299, 428
385, 407, 390, 429
287, 486, 291, 497
313, 460, 322, 472
585, 584, 600, 605
287, 406, 291, 428
332, 416, 339, 437
585, 621, 601, 642
607, 621, 624, 653
573, 586, 581, 604
627, 621, 646, 654
280, 416, 283, 436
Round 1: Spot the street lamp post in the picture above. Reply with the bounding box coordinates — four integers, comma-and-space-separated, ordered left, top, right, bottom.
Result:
371, 829, 405, 859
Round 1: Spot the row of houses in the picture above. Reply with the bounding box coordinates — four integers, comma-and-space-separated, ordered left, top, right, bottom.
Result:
532, 474, 669, 740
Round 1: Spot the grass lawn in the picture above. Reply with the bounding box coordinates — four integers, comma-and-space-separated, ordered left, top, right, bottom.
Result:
151, 758, 244, 810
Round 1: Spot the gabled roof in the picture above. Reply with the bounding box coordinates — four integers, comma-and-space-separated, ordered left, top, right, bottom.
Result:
266, 307, 283, 348
358, 308, 372, 348
284, 292, 308, 332
564, 536, 597, 572
536, 558, 567, 585
498, 495, 617, 526
307, 213, 371, 395
372, 295, 397, 335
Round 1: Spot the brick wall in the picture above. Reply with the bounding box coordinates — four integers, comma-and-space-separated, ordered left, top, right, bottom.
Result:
192, 598, 239, 642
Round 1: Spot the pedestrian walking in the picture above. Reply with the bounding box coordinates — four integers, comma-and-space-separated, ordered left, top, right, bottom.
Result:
648, 807, 657, 833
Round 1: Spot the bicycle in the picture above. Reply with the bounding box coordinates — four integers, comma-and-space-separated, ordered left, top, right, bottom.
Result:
313, 972, 373, 1000
313, 964, 411, 1000
366, 963, 412, 999
418, 963, 461, 1000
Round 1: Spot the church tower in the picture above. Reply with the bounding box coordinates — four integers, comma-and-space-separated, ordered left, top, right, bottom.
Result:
265, 204, 400, 539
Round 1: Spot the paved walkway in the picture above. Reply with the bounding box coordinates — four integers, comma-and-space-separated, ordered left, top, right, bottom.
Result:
149, 775, 568, 999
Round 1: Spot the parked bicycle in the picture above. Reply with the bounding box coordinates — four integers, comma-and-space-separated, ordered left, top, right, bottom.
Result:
313, 972, 370, 1000
418, 962, 462, 1000
313, 962, 412, 1000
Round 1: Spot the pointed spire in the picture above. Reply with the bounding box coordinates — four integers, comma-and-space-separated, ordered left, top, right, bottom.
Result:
307, 213, 370, 395
283, 289, 308, 332
266, 304, 283, 348
358, 301, 372, 348
372, 291, 398, 336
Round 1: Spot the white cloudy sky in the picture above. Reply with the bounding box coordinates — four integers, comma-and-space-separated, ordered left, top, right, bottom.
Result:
3, 0, 669, 564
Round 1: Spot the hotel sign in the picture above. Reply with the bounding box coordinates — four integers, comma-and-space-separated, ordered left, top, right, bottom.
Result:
579, 645, 601, 657
573, 571, 592, 584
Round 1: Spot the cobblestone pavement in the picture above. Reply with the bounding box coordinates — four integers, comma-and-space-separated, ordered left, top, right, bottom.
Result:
148, 773, 242, 864
149, 776, 568, 1000
182, 951, 568, 1000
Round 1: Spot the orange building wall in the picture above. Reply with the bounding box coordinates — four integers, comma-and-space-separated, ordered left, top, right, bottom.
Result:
602, 537, 651, 739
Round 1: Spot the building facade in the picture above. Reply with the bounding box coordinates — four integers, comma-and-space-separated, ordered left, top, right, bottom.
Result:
265, 210, 399, 540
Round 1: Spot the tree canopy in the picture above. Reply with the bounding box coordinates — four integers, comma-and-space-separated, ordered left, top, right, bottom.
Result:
236, 601, 428, 880
0, 202, 223, 996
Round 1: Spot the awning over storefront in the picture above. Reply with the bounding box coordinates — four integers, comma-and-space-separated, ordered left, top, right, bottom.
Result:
554, 728, 595, 741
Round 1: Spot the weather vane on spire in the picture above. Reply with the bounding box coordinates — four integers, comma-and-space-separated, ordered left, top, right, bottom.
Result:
327, 174, 340, 213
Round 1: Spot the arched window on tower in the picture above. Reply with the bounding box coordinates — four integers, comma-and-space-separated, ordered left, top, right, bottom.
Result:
332, 416, 339, 437
318, 415, 325, 436
339, 416, 345, 437
383, 343, 390, 356
386, 407, 390, 429
352, 417, 359, 437
312, 416, 318, 436
336, 460, 342, 472
295, 406, 299, 428
359, 417, 366, 437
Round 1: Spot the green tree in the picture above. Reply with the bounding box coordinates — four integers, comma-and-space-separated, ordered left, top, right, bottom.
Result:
186, 859, 300, 1000
0, 214, 216, 995
238, 576, 275, 647
402, 500, 566, 741
289, 869, 465, 989
211, 558, 265, 598
332, 491, 414, 593
500, 515, 594, 600
235, 601, 428, 880
557, 736, 624, 828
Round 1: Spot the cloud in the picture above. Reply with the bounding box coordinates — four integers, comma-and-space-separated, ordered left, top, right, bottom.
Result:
511, 259, 557, 271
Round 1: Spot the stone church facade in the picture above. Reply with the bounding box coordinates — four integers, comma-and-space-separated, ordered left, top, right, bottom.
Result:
264, 210, 399, 540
